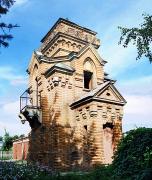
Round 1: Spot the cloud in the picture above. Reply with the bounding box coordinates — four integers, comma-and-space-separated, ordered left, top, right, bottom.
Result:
124, 95, 152, 115
14, 0, 29, 6
102, 44, 136, 77
0, 100, 30, 136
99, 0, 152, 77
100, 20, 137, 77
122, 93, 152, 132
118, 75, 152, 132
119, 75, 152, 95
10, 78, 27, 86
122, 94, 152, 132
0, 66, 27, 86
2, 100, 19, 116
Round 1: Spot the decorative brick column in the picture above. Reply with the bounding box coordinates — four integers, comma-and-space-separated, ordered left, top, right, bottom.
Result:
113, 115, 123, 152
88, 104, 104, 167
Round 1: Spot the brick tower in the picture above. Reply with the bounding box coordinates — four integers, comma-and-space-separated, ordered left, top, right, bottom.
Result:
19, 18, 126, 171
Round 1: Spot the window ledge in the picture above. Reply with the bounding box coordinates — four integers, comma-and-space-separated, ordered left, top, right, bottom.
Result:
83, 88, 91, 92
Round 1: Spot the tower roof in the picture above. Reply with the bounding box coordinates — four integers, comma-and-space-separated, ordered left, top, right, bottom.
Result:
40, 18, 100, 52
41, 18, 97, 43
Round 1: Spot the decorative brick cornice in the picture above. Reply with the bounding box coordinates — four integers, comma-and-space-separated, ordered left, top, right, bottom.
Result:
89, 110, 98, 117
46, 76, 73, 91
52, 76, 60, 86
40, 18, 100, 52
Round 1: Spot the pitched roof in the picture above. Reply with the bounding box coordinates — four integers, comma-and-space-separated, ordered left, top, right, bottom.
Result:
44, 62, 75, 78
75, 43, 107, 65
73, 81, 110, 102
54, 62, 75, 71
70, 81, 127, 108
32, 43, 107, 65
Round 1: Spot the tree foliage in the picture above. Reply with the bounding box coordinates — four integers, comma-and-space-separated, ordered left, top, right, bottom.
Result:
2, 130, 13, 151
112, 128, 152, 179
0, 0, 18, 47
0, 136, 2, 141
2, 129, 25, 151
119, 14, 152, 63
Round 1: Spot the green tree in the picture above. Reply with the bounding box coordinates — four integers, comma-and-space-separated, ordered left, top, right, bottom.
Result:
2, 130, 25, 151
2, 130, 13, 151
0, 136, 2, 150
12, 135, 19, 141
112, 128, 152, 179
0, 136, 2, 141
118, 14, 152, 63
0, 0, 18, 47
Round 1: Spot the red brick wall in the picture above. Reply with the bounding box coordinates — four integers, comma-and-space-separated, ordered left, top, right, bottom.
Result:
13, 137, 29, 160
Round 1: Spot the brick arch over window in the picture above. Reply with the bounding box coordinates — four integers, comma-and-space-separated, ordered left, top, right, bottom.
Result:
83, 58, 97, 89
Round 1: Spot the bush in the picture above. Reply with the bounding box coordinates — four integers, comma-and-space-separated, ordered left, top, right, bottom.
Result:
112, 128, 152, 180
0, 161, 54, 180
0, 161, 90, 180
90, 165, 113, 180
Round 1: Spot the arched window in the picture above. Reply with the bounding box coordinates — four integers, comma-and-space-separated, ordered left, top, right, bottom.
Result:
83, 59, 96, 89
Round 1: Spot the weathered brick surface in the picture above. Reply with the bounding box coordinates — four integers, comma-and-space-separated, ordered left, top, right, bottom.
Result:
13, 137, 29, 160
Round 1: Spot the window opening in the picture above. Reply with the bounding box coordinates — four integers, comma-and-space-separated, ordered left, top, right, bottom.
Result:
106, 92, 111, 96
84, 70, 93, 89
103, 123, 114, 129
71, 151, 79, 161
84, 125, 87, 131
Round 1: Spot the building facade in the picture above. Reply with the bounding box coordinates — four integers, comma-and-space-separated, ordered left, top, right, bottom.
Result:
13, 137, 29, 160
19, 18, 126, 171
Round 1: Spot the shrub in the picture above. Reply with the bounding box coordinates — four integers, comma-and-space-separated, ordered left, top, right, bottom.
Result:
90, 165, 113, 180
112, 128, 152, 180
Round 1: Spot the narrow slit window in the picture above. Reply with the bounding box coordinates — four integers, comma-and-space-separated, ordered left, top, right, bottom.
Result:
84, 70, 93, 89
84, 125, 87, 131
